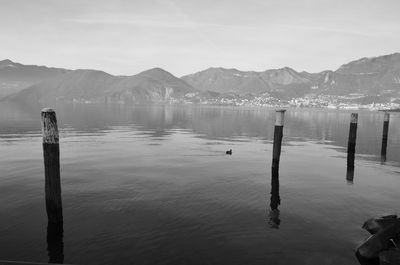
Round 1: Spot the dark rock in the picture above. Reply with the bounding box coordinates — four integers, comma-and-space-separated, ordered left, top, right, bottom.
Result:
379, 250, 400, 265
356, 250, 380, 265
358, 224, 400, 259
363, 216, 399, 235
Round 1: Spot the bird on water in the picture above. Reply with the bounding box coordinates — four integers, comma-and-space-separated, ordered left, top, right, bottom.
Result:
226, 149, 232, 155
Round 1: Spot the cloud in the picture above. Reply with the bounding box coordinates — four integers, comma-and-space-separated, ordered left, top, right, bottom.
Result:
0, 0, 399, 76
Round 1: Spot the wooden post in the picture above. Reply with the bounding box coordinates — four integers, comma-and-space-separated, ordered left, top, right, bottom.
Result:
270, 109, 283, 209
272, 110, 285, 170
41, 108, 63, 224
381, 112, 390, 160
347, 113, 358, 172
269, 110, 284, 228
346, 113, 357, 184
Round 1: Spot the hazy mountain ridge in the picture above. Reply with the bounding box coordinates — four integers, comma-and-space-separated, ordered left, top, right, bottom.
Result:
317, 53, 400, 96
183, 53, 400, 99
106, 68, 194, 103
180, 67, 312, 95
4, 66, 194, 104
2, 52, 400, 104
6, 70, 118, 104
0, 59, 69, 98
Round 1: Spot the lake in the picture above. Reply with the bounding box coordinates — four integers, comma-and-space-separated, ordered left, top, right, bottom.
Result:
1, 102, 400, 265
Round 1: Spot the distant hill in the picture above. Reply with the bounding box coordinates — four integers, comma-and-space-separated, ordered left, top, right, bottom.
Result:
107, 68, 194, 103
325, 53, 400, 96
0, 59, 69, 98
6, 67, 194, 104
6, 69, 118, 104
181, 67, 315, 96
181, 67, 312, 95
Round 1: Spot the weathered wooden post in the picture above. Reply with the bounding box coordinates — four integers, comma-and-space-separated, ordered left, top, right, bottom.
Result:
41, 108, 63, 224
347, 113, 358, 157
347, 113, 358, 172
346, 113, 357, 184
269, 110, 284, 228
272, 110, 285, 171
381, 112, 390, 160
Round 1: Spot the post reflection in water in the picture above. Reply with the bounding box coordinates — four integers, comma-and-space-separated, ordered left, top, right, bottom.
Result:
47, 221, 64, 264
346, 153, 355, 184
269, 161, 281, 229
381, 154, 387, 164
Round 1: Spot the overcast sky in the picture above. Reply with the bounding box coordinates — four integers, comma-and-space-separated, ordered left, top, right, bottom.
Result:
1, 0, 399, 76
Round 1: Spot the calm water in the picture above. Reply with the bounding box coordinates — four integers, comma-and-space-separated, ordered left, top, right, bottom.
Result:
1, 102, 400, 265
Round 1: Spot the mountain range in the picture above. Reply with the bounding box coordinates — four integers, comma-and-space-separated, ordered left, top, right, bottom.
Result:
2, 52, 400, 104
4, 66, 194, 105
182, 53, 400, 99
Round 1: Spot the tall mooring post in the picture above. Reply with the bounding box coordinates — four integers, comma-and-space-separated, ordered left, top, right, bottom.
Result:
269, 110, 285, 228
381, 112, 390, 161
41, 108, 64, 263
346, 113, 358, 184
272, 110, 285, 172
41, 108, 63, 224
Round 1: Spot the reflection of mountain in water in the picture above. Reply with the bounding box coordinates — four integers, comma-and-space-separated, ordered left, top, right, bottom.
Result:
1, 102, 399, 162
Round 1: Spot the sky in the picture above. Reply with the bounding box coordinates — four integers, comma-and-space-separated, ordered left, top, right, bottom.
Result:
1, 0, 400, 76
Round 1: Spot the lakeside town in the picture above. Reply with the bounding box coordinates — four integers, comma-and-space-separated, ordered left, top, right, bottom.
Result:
67, 92, 400, 111
174, 92, 400, 111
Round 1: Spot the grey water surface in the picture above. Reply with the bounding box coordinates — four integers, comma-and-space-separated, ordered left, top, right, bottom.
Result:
1, 102, 400, 265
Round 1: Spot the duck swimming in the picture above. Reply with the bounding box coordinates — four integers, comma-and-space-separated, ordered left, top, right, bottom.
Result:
226, 149, 232, 155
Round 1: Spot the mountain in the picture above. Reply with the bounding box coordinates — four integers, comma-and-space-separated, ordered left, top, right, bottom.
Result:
328, 53, 400, 96
182, 53, 400, 99
6, 67, 194, 104
336, 53, 400, 75
107, 68, 194, 103
6, 69, 118, 104
181, 67, 267, 94
181, 66, 320, 98
0, 59, 69, 98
